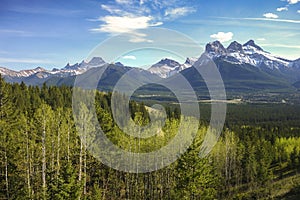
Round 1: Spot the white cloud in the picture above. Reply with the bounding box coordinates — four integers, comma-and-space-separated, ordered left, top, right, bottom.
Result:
90, 16, 162, 34
277, 7, 288, 11
263, 13, 279, 19
287, 0, 299, 4
210, 32, 233, 42
164, 7, 196, 18
90, 15, 161, 43
297, 10, 300, 13
257, 38, 266, 41
122, 55, 136, 60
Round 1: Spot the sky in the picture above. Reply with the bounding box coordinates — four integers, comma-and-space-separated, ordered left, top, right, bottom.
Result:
0, 0, 300, 70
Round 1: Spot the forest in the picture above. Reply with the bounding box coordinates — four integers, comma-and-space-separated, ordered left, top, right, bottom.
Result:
1, 74, 300, 199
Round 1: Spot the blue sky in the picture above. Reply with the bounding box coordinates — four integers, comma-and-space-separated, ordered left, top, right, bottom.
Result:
0, 0, 300, 70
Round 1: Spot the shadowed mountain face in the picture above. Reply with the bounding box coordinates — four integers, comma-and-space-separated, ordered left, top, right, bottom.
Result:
1, 40, 300, 101
46, 64, 161, 92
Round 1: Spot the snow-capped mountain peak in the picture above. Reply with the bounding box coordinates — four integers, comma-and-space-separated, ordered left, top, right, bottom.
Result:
184, 57, 198, 66
86, 57, 106, 66
227, 41, 244, 53
148, 57, 197, 78
153, 58, 181, 68
205, 40, 292, 70
243, 39, 264, 52
62, 57, 106, 71
63, 63, 80, 70
205, 41, 227, 55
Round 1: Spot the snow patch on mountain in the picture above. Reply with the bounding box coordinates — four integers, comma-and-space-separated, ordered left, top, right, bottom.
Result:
0, 67, 46, 77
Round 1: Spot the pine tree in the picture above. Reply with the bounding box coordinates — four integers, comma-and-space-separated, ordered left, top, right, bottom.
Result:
34, 103, 54, 199
74, 102, 95, 199
0, 75, 15, 199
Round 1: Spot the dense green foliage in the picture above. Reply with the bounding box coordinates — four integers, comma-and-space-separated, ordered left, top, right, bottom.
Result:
1, 75, 300, 199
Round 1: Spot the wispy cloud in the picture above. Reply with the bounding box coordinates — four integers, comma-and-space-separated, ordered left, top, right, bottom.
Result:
129, 36, 153, 43
263, 13, 279, 19
257, 38, 266, 41
210, 32, 233, 42
0, 29, 33, 37
260, 43, 300, 49
122, 55, 136, 60
164, 7, 196, 19
277, 7, 288, 12
215, 16, 300, 24
8, 6, 82, 16
0, 58, 52, 64
100, 4, 124, 15
0, 51, 9, 55
244, 17, 300, 24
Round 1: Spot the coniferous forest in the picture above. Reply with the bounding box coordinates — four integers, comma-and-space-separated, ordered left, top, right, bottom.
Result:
1, 74, 300, 200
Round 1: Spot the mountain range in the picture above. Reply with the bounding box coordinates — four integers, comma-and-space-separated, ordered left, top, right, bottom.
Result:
1, 40, 300, 102
194, 40, 300, 94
